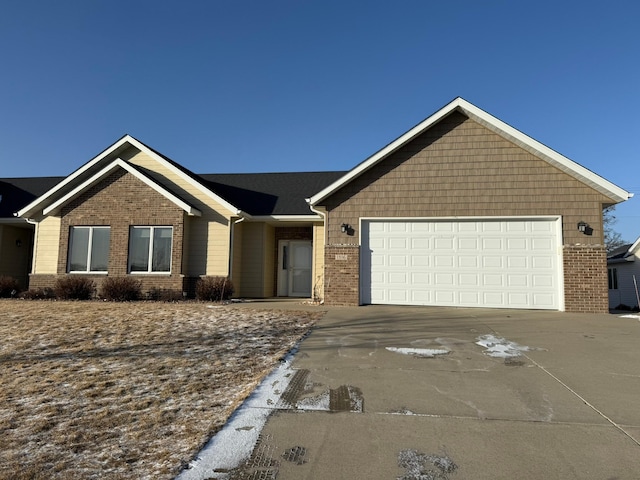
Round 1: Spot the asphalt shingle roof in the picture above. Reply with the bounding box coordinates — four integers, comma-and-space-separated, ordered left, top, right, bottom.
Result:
0, 177, 65, 218
0, 170, 347, 219
199, 171, 346, 215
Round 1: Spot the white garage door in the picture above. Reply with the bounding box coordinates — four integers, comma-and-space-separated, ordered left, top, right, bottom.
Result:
361, 218, 561, 309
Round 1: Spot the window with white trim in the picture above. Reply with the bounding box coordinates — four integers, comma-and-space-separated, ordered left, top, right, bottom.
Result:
128, 226, 173, 273
68, 226, 110, 273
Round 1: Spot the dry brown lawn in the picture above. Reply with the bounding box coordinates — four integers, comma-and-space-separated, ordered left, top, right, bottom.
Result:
0, 300, 323, 480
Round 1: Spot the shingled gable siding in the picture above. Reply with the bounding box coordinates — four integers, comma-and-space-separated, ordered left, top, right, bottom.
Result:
320, 112, 612, 311
29, 169, 187, 296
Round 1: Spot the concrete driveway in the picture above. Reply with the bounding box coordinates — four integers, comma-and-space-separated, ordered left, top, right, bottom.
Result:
233, 305, 640, 479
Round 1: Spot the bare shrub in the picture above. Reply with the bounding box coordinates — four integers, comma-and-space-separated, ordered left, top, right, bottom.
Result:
101, 277, 142, 301
195, 276, 234, 302
54, 276, 96, 300
0, 276, 20, 298
20, 287, 56, 300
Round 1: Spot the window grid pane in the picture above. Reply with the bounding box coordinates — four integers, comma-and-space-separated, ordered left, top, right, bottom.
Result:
89, 228, 110, 271
152, 227, 172, 272
129, 226, 172, 273
129, 228, 151, 272
69, 226, 110, 273
69, 227, 90, 272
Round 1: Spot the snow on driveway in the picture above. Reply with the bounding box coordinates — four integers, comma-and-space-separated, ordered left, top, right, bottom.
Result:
475, 334, 532, 358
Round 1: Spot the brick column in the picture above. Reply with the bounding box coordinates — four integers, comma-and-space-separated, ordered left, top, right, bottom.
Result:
563, 245, 608, 313
324, 245, 360, 306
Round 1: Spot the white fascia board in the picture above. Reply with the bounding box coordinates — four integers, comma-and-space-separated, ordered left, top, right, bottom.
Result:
627, 236, 640, 256
247, 215, 323, 222
42, 159, 201, 216
308, 97, 632, 205
455, 99, 632, 204
308, 99, 461, 206
17, 135, 136, 218
124, 136, 241, 215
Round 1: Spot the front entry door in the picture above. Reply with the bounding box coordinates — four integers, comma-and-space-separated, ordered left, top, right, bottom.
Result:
278, 240, 312, 297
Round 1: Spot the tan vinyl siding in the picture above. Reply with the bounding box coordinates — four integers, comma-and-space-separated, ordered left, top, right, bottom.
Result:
312, 222, 325, 300
322, 112, 612, 246
230, 221, 244, 293
239, 223, 265, 297
34, 216, 61, 274
124, 148, 236, 276
185, 214, 231, 276
263, 224, 275, 296
238, 222, 274, 298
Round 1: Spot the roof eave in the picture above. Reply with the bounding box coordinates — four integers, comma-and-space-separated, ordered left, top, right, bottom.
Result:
308, 97, 632, 206
42, 159, 202, 217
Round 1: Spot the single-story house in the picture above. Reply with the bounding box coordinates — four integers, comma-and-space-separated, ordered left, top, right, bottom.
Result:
3, 98, 633, 312
607, 237, 640, 310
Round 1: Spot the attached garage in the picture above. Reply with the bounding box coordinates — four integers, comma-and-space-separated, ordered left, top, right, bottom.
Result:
310, 98, 632, 312
360, 218, 562, 309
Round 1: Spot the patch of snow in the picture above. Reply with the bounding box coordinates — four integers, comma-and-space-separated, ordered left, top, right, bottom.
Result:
386, 347, 449, 357
620, 314, 640, 320
176, 349, 299, 480
295, 392, 330, 411
475, 334, 530, 358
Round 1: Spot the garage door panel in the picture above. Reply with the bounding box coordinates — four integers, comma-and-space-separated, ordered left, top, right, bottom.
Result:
435, 291, 455, 303
435, 237, 454, 249
459, 274, 479, 286
388, 289, 408, 302
483, 238, 503, 249
361, 219, 560, 309
411, 272, 431, 285
458, 256, 478, 267
459, 291, 480, 305
507, 238, 527, 250
435, 255, 454, 267
412, 237, 429, 249
412, 255, 430, 267
507, 274, 528, 287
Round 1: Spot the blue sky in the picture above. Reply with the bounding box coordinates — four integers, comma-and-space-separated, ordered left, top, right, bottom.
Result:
1, 1, 638, 241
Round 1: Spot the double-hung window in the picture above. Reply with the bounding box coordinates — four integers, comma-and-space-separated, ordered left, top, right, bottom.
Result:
608, 268, 618, 290
68, 226, 110, 273
128, 226, 173, 273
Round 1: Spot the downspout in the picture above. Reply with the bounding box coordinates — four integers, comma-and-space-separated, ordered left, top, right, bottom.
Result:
306, 201, 327, 244
306, 200, 327, 303
18, 215, 38, 277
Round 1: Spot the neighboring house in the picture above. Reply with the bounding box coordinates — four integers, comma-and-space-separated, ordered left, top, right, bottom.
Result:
4, 98, 633, 312
607, 238, 640, 309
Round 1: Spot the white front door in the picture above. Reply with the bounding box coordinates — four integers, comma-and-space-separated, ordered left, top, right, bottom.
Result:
278, 240, 312, 297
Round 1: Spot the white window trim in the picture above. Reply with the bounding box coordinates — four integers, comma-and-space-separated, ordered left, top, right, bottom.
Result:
128, 226, 173, 274
68, 226, 110, 274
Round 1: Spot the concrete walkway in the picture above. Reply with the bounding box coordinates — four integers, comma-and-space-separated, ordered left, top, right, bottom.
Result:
231, 304, 640, 479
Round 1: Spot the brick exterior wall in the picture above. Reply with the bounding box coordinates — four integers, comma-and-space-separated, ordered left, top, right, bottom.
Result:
29, 169, 195, 297
324, 245, 360, 305
563, 245, 608, 313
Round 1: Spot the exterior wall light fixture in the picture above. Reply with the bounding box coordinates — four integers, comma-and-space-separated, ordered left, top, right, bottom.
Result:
577, 221, 593, 235
341, 223, 351, 234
